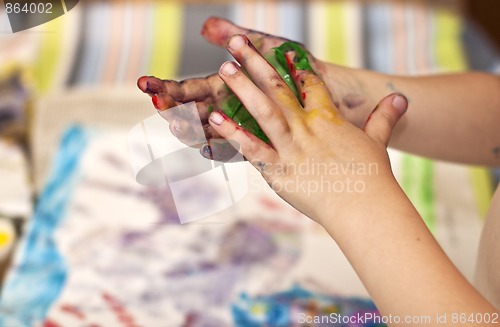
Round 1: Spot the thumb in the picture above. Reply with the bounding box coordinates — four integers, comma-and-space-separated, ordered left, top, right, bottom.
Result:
364, 93, 408, 147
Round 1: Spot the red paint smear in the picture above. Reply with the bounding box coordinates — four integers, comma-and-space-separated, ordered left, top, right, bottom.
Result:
260, 197, 281, 211
363, 113, 373, 131
222, 111, 254, 138
241, 34, 250, 44
285, 52, 297, 78
152, 95, 160, 109
43, 319, 62, 327
183, 313, 198, 327
113, 305, 126, 313
102, 292, 114, 303
119, 313, 135, 324
235, 125, 253, 138
101, 292, 141, 327
220, 111, 254, 137
60, 304, 86, 320
218, 110, 230, 121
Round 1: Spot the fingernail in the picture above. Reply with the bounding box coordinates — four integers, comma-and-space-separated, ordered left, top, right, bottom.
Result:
392, 94, 408, 114
210, 111, 225, 125
137, 76, 148, 91
201, 145, 213, 159
220, 62, 238, 77
228, 34, 247, 51
170, 120, 181, 136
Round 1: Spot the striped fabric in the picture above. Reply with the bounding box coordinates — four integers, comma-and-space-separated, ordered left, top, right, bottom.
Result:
70, 1, 182, 86
0, 1, 183, 92
231, 0, 305, 43
309, 0, 363, 68
32, 10, 78, 93
0, 8, 72, 93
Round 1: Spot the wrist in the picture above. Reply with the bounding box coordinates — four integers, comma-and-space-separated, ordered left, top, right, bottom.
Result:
315, 169, 402, 228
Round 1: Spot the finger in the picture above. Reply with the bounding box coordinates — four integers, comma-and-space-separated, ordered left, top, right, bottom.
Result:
168, 119, 222, 146
201, 17, 285, 52
137, 76, 164, 95
152, 93, 177, 113
152, 94, 222, 144
226, 35, 302, 115
208, 111, 279, 177
201, 17, 319, 79
137, 75, 228, 102
153, 93, 213, 124
285, 52, 337, 112
364, 93, 408, 147
177, 76, 230, 102
219, 61, 292, 148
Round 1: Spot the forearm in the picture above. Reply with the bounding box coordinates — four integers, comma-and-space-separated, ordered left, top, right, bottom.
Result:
327, 65, 500, 166
320, 175, 498, 323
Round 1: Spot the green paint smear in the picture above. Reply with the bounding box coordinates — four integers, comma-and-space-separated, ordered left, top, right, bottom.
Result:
219, 41, 314, 143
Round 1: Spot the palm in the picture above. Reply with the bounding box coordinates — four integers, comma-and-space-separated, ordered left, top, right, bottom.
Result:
137, 18, 294, 150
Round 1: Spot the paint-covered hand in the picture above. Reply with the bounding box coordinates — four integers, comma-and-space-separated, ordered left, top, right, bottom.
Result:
209, 34, 408, 224
137, 17, 367, 161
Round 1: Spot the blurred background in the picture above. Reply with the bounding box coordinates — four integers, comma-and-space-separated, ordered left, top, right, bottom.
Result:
0, 0, 499, 326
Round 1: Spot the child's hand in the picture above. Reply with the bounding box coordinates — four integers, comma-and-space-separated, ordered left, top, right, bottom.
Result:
209, 34, 408, 223
137, 17, 368, 161
136, 18, 295, 151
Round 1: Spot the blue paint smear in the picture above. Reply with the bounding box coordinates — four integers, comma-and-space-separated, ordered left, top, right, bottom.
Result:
232, 285, 385, 327
0, 126, 89, 326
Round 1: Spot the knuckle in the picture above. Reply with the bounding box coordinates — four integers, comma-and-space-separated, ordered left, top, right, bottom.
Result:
267, 74, 286, 90
243, 137, 260, 156
233, 45, 252, 63
379, 110, 396, 126
227, 124, 239, 138
257, 105, 276, 121
301, 74, 323, 88
276, 120, 291, 136
235, 70, 251, 83
224, 69, 247, 85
